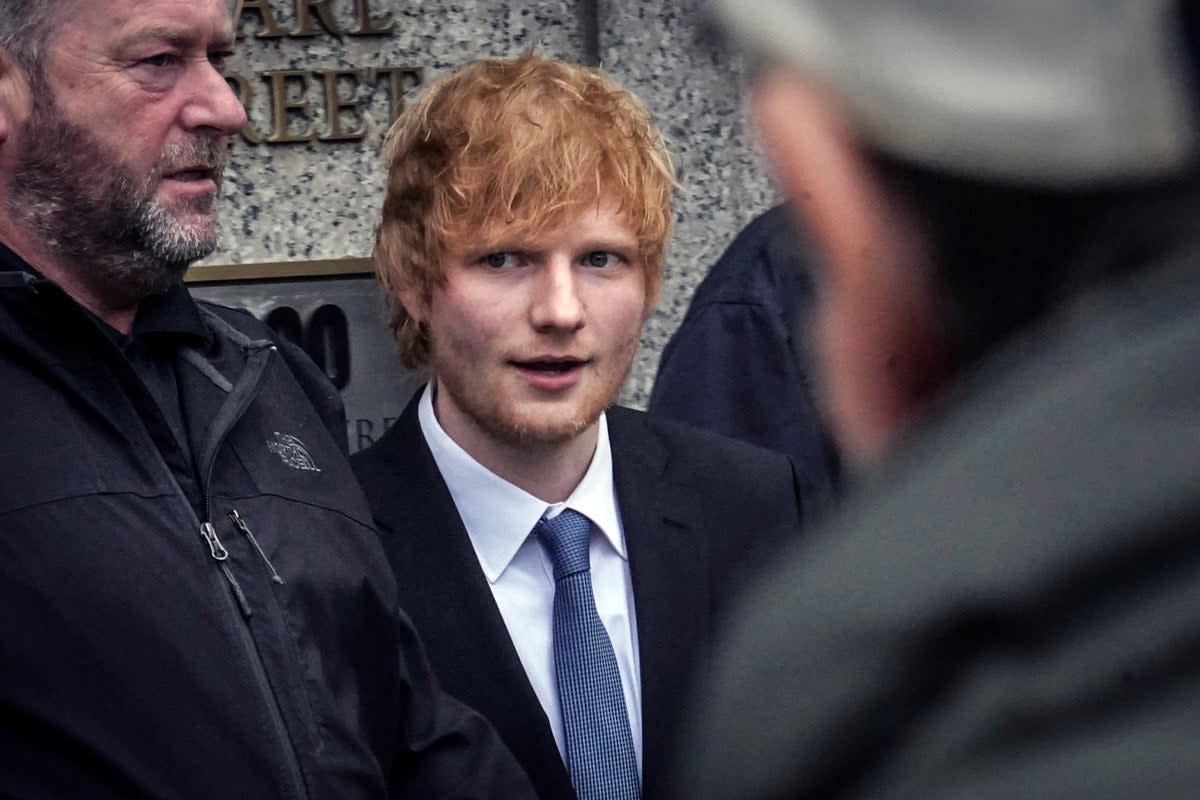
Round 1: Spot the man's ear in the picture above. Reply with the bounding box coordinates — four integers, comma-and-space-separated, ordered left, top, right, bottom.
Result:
752, 66, 952, 467
375, 238, 433, 330
641, 274, 660, 322
396, 280, 429, 325
0, 47, 32, 145
751, 68, 883, 294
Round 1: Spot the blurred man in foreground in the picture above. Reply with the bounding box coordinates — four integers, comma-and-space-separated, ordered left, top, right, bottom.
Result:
0, 0, 531, 795
683, 0, 1200, 797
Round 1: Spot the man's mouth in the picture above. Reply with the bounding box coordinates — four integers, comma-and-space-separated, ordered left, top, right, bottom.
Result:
511, 356, 589, 374
166, 167, 215, 182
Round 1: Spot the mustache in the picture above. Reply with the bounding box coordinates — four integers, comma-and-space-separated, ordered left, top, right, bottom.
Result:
157, 138, 229, 183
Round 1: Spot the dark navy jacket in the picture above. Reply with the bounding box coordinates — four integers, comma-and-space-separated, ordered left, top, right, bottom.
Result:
0, 247, 532, 798
648, 206, 839, 510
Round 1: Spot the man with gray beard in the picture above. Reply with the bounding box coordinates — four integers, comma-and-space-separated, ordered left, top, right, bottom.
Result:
0, 0, 534, 797
13, 93, 226, 300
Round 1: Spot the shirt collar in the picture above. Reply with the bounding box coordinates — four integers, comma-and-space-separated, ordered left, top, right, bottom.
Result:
0, 240, 31, 274
129, 281, 210, 345
418, 382, 626, 584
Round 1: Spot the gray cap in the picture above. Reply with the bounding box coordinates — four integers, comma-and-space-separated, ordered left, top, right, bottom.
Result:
712, 0, 1199, 186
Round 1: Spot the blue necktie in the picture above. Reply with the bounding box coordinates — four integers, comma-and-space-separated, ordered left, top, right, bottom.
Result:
536, 509, 640, 800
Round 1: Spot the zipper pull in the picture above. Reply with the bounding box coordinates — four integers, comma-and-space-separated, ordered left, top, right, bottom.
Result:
229, 509, 285, 584
200, 522, 229, 561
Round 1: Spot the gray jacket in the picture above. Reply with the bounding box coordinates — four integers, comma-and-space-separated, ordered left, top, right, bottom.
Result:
681, 240, 1200, 799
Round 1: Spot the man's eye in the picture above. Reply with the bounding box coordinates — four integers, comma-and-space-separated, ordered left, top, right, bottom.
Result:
209, 52, 232, 73
483, 252, 518, 269
585, 251, 617, 268
139, 53, 177, 68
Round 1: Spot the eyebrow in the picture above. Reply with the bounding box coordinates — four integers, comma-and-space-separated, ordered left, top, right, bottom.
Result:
478, 233, 637, 249
574, 236, 638, 253
113, 25, 235, 53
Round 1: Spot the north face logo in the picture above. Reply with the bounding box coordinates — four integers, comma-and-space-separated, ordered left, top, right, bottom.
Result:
267, 432, 321, 472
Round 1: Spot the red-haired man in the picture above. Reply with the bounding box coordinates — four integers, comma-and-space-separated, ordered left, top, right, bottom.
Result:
352, 54, 809, 800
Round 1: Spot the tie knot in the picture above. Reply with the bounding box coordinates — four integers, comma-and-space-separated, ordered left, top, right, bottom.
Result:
536, 509, 593, 581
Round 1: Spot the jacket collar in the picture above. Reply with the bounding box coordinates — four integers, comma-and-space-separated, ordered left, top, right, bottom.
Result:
0, 239, 211, 350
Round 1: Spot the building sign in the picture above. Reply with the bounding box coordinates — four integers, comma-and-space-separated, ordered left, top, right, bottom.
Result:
228, 0, 423, 144
188, 261, 424, 453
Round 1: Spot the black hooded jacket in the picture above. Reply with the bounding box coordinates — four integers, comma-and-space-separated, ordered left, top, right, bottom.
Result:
0, 245, 532, 799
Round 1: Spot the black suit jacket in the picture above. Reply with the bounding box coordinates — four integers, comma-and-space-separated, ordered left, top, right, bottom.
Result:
352, 396, 807, 799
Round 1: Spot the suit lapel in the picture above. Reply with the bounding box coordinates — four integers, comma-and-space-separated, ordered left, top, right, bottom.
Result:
362, 400, 576, 798
608, 408, 711, 798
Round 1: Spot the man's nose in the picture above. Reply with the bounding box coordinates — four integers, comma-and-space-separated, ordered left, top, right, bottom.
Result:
529, 258, 585, 332
180, 60, 248, 136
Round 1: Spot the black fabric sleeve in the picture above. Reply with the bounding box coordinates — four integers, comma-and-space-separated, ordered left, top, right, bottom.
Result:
387, 602, 538, 798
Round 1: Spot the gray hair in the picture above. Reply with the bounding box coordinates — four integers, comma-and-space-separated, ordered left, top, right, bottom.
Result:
0, 0, 69, 74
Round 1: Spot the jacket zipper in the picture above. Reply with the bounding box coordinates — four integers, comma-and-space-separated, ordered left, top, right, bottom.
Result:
200, 522, 230, 560
200, 521, 254, 618
230, 509, 285, 584
191, 343, 310, 800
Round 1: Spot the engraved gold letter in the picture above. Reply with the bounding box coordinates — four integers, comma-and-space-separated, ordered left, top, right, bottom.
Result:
293, 0, 342, 37
368, 66, 423, 123
351, 0, 395, 35
234, 0, 286, 39
225, 72, 265, 144
263, 70, 317, 143
319, 70, 368, 141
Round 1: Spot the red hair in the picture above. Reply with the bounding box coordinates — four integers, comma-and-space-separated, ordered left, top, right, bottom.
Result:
374, 54, 676, 367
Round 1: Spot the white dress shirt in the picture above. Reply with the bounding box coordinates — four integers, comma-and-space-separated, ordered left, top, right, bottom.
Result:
418, 383, 644, 771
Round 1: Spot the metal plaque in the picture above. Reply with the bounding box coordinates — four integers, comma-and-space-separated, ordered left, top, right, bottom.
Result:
188, 260, 423, 453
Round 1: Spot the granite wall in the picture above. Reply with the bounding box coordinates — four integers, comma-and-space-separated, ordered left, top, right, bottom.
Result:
205, 0, 777, 408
